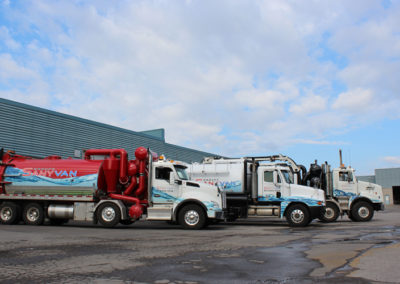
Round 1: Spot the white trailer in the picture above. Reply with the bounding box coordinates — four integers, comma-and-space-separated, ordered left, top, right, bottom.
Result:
189, 157, 325, 227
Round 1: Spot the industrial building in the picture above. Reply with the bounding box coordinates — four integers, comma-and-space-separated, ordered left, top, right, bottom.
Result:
358, 169, 400, 205
2, 97, 399, 206
0, 98, 217, 163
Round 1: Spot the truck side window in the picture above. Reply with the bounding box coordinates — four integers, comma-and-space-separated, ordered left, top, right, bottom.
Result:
155, 167, 172, 181
339, 172, 353, 182
264, 171, 273, 183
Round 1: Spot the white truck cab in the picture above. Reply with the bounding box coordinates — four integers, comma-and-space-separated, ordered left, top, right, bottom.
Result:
258, 163, 326, 214
324, 166, 384, 222
333, 167, 383, 203
147, 158, 226, 229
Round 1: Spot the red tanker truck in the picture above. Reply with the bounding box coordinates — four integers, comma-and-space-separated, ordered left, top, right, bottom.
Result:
0, 147, 225, 229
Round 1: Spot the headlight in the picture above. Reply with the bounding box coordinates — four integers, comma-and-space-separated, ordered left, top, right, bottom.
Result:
211, 201, 220, 208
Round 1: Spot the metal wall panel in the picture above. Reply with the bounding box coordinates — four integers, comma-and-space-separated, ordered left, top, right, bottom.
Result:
0, 98, 218, 163
357, 175, 376, 184
375, 168, 400, 188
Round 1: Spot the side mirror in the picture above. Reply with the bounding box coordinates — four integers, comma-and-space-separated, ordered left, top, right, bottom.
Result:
169, 171, 175, 185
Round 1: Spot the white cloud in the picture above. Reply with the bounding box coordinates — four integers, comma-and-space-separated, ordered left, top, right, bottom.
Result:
332, 88, 374, 113
1, 0, 400, 158
383, 156, 400, 166
290, 95, 327, 116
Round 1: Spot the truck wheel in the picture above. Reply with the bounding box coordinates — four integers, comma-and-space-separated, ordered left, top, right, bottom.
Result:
23, 203, 44, 225
0, 202, 21, 225
318, 202, 339, 223
178, 204, 206, 230
351, 201, 374, 222
285, 204, 310, 227
96, 203, 121, 228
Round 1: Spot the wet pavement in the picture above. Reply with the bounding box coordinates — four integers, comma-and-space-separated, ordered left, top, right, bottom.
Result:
1, 206, 400, 283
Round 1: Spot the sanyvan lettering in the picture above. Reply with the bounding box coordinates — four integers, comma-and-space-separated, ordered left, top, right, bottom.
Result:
22, 168, 77, 178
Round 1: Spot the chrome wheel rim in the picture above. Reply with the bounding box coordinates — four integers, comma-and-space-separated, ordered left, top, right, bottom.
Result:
325, 208, 334, 219
1, 207, 12, 221
358, 206, 370, 219
26, 208, 39, 222
102, 207, 116, 222
291, 209, 305, 223
184, 210, 200, 226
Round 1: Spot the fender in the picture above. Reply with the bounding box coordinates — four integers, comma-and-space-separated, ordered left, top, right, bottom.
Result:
282, 201, 310, 218
94, 199, 129, 220
173, 199, 208, 221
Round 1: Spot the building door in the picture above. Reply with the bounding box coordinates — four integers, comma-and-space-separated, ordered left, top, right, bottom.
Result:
393, 186, 400, 204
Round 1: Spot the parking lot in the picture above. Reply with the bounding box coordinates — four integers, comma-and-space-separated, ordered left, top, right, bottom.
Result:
0, 206, 399, 284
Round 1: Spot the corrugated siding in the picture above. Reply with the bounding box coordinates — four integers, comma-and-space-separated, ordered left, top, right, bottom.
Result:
375, 168, 400, 188
357, 175, 376, 184
0, 98, 217, 163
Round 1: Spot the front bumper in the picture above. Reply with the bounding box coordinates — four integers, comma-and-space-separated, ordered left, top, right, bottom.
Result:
309, 206, 325, 219
215, 210, 225, 220
373, 202, 385, 211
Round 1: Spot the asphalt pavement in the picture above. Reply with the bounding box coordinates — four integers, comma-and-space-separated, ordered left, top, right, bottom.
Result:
1, 206, 400, 283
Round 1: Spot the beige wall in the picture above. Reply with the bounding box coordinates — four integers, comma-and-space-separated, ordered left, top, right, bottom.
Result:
382, 187, 393, 205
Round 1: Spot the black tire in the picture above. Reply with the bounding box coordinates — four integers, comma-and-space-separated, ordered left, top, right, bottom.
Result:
49, 218, 69, 226
285, 204, 311, 227
178, 204, 206, 230
351, 201, 374, 222
0, 202, 21, 225
318, 202, 340, 223
23, 203, 44, 225
96, 202, 121, 228
348, 213, 356, 221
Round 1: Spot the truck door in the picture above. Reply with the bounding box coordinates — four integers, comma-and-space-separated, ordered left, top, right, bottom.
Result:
152, 166, 179, 204
261, 169, 281, 200
337, 170, 357, 195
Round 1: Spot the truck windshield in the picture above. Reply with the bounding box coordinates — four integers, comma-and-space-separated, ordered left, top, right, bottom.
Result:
174, 165, 189, 180
281, 170, 293, 184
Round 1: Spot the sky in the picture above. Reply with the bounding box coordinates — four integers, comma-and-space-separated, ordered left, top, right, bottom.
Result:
1, 0, 400, 175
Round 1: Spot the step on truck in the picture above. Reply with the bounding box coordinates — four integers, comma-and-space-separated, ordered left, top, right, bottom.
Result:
188, 157, 325, 227
0, 147, 225, 229
300, 150, 384, 222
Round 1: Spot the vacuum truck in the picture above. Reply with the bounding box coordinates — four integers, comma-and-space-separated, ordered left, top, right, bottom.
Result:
300, 150, 384, 222
0, 147, 225, 229
239, 151, 384, 222
188, 157, 326, 227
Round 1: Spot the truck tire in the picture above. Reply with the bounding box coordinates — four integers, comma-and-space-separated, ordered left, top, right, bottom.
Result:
318, 202, 339, 223
0, 202, 21, 225
178, 204, 206, 230
96, 202, 121, 228
23, 203, 44, 225
285, 204, 311, 227
351, 201, 374, 222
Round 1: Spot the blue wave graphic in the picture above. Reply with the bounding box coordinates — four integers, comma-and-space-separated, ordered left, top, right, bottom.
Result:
333, 189, 356, 197
258, 195, 323, 218
217, 180, 242, 192
151, 187, 217, 211
4, 167, 98, 187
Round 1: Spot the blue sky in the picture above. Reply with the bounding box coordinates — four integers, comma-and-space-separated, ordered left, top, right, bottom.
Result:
1, 0, 400, 175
